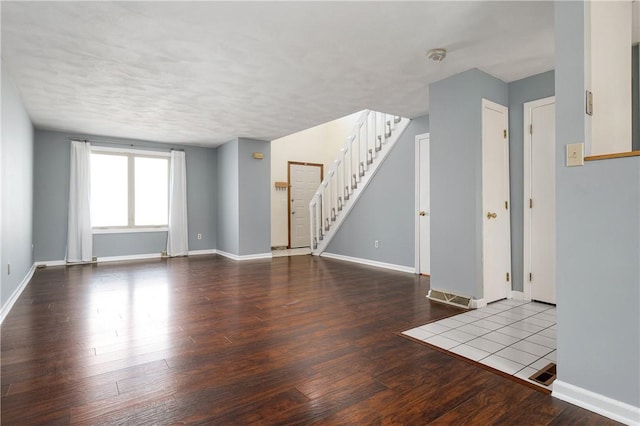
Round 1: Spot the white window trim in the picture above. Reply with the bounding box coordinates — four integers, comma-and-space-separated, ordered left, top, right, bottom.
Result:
90, 146, 170, 231
92, 226, 168, 234
91, 145, 171, 158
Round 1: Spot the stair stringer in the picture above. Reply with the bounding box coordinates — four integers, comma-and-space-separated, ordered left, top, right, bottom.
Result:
312, 117, 411, 255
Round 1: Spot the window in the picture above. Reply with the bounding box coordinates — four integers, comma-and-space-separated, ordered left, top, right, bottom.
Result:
90, 148, 169, 230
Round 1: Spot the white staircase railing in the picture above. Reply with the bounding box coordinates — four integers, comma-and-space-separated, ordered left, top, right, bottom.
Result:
309, 110, 410, 255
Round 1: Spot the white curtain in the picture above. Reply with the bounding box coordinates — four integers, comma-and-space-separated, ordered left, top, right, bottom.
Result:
167, 150, 189, 256
66, 141, 93, 262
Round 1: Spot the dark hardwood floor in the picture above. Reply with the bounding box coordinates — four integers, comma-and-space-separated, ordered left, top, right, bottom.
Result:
1, 255, 617, 425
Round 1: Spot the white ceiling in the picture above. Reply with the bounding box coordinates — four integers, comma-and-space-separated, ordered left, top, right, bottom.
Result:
2, 1, 555, 147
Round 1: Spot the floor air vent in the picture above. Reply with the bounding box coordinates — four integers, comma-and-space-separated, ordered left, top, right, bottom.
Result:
427, 290, 471, 309
529, 362, 556, 386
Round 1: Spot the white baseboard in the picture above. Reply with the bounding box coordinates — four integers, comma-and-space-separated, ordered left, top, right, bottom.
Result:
34, 260, 66, 267
36, 249, 219, 266
98, 253, 162, 263
38, 254, 163, 265
0, 263, 36, 325
553, 380, 640, 425
188, 249, 217, 256
320, 252, 415, 274
216, 250, 273, 261
470, 298, 487, 309
96, 250, 219, 262
510, 290, 526, 301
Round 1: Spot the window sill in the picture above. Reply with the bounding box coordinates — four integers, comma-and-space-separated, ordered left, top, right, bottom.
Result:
92, 227, 168, 234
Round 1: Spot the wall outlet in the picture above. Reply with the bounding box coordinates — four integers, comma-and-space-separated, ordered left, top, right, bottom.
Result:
197, 233, 202, 240
374, 240, 379, 248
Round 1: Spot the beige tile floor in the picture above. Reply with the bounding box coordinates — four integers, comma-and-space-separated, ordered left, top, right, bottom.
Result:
403, 299, 556, 390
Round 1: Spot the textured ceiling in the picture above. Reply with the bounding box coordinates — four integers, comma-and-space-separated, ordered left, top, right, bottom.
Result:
1, 1, 555, 146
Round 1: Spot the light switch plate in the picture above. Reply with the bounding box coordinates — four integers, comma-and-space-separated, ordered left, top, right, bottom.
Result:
566, 143, 584, 167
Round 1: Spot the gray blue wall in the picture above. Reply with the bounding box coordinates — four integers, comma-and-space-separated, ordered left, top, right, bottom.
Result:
633, 44, 639, 151
325, 115, 429, 267
33, 130, 217, 261
238, 138, 271, 256
507, 70, 555, 293
216, 138, 240, 255
429, 69, 508, 299
1, 66, 34, 308
216, 137, 271, 257
555, 1, 640, 407
556, 157, 640, 406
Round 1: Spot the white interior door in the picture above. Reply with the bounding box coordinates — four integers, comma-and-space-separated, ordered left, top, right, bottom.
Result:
289, 163, 322, 248
524, 97, 556, 304
482, 99, 511, 303
415, 133, 431, 275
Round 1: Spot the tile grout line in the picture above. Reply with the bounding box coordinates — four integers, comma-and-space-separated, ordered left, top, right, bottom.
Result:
404, 300, 557, 390
457, 303, 557, 372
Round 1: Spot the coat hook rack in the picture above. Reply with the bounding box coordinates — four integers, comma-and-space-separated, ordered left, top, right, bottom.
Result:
274, 182, 288, 191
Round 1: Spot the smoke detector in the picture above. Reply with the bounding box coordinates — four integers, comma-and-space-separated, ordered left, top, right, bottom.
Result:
427, 48, 447, 62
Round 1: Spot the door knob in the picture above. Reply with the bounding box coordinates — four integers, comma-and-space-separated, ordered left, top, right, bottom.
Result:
419, 211, 427, 216
486, 212, 497, 219
291, 211, 295, 215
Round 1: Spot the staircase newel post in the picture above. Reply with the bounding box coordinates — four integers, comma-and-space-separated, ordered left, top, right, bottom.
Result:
328, 179, 332, 225
331, 160, 340, 220
336, 158, 342, 208
319, 190, 324, 239
346, 137, 352, 194
355, 127, 361, 183
309, 199, 315, 250
316, 197, 321, 243
323, 187, 328, 234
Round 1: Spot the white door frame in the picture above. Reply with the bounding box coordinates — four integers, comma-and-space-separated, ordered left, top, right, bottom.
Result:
523, 96, 556, 302
481, 99, 511, 303
414, 133, 430, 274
